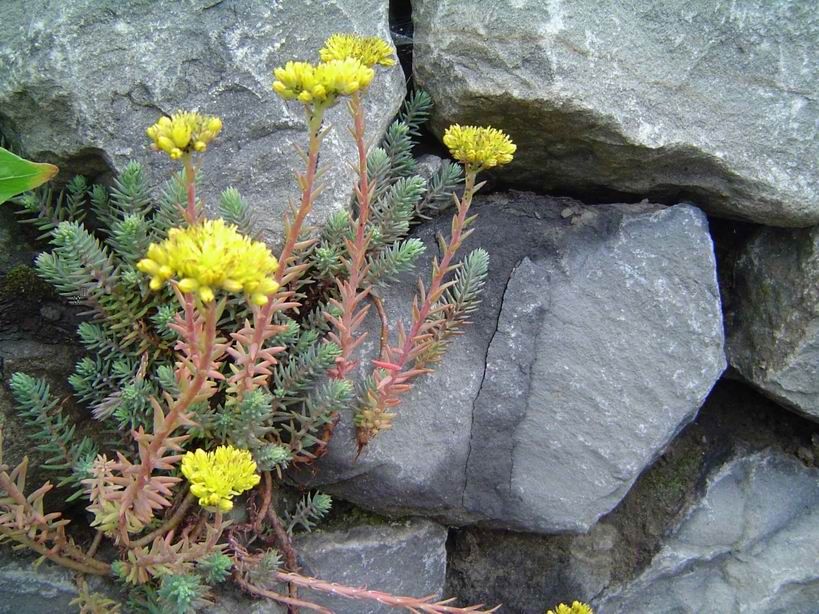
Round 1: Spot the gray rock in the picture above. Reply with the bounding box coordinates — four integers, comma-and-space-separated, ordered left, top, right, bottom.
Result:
207, 518, 448, 614
0, 551, 77, 614
0, 0, 405, 246
412, 0, 819, 227
297, 192, 725, 533
726, 225, 819, 421
294, 519, 448, 614
595, 449, 819, 614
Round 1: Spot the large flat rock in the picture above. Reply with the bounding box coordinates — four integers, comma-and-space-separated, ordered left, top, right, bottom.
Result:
726, 225, 819, 421
0, 0, 405, 245
413, 0, 818, 227
297, 192, 725, 533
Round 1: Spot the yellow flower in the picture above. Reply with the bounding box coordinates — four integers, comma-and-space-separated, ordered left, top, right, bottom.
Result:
442, 124, 516, 171
272, 58, 374, 107
137, 219, 280, 305
546, 602, 594, 614
180, 446, 260, 512
146, 111, 223, 159
320, 33, 396, 67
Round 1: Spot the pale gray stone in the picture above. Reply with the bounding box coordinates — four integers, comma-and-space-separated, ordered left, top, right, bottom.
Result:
595, 449, 819, 614
0, 552, 77, 614
413, 0, 819, 227
207, 518, 448, 614
726, 225, 819, 421
297, 192, 725, 533
294, 519, 448, 614
0, 0, 405, 246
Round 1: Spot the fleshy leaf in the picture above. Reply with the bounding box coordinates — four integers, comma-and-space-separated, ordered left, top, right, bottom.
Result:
0, 147, 58, 205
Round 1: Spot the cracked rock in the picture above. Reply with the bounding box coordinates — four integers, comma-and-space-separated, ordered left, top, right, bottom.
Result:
726, 225, 819, 422
413, 0, 819, 227
594, 449, 819, 613
295, 192, 725, 533
0, 0, 404, 245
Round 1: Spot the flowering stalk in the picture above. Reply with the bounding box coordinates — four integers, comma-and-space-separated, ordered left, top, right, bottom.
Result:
116, 295, 223, 542
182, 153, 198, 224
357, 123, 516, 447
327, 91, 375, 378
226, 107, 325, 404
357, 170, 478, 447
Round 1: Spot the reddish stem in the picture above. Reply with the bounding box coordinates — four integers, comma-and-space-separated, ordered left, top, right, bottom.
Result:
119, 297, 219, 542
329, 92, 374, 378
274, 571, 499, 613
183, 154, 198, 224
387, 170, 476, 372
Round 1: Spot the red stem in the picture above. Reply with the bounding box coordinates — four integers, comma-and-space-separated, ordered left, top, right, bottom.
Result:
119, 297, 219, 542
390, 170, 476, 369
330, 92, 374, 378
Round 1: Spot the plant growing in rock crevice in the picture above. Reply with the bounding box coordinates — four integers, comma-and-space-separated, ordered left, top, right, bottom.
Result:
2, 33, 513, 613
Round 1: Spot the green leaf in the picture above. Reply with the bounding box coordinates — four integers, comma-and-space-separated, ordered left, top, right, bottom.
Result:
0, 147, 58, 205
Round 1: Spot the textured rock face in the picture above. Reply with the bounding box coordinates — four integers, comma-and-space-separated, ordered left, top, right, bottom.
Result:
294, 519, 448, 613
0, 519, 446, 614
0, 552, 77, 614
298, 192, 725, 533
413, 0, 819, 227
595, 450, 819, 613
726, 225, 819, 421
0, 0, 404, 245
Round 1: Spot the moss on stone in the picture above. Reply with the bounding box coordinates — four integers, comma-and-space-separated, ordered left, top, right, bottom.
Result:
0, 264, 53, 300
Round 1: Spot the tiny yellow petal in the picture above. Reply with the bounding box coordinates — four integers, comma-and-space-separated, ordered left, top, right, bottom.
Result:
178, 278, 199, 293
199, 286, 215, 302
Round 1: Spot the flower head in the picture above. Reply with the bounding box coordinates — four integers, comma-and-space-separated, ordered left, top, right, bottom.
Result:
546, 602, 594, 614
272, 58, 374, 107
146, 111, 222, 160
320, 33, 395, 67
443, 124, 516, 171
137, 219, 280, 305
180, 446, 260, 512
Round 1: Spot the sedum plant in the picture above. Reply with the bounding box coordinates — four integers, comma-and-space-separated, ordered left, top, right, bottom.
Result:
2, 33, 514, 612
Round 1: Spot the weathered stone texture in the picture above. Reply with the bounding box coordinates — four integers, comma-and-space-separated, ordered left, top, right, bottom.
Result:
413, 0, 819, 227
298, 192, 725, 533
0, 0, 405, 245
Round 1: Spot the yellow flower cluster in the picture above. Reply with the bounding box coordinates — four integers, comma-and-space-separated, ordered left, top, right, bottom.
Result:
272, 58, 375, 106
146, 111, 223, 160
443, 124, 517, 170
319, 33, 396, 67
137, 219, 280, 305
546, 602, 594, 614
180, 446, 260, 512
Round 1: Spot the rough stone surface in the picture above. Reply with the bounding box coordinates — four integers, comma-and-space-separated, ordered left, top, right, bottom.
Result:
595, 449, 819, 613
413, 0, 819, 227
296, 192, 725, 533
446, 380, 819, 613
0, 0, 405, 245
206, 518, 448, 614
725, 225, 819, 422
0, 519, 446, 613
0, 551, 78, 614
294, 519, 448, 613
